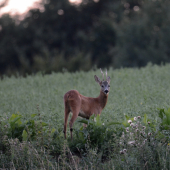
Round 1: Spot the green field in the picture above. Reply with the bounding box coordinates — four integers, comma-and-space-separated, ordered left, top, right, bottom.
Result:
1, 64, 170, 123
1, 64, 170, 169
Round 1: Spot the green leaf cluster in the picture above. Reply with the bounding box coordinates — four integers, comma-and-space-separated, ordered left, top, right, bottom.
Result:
5, 113, 53, 141
158, 108, 170, 130
69, 114, 120, 154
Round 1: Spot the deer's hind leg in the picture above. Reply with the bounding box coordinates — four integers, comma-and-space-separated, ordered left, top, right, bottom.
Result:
69, 100, 81, 140
64, 101, 70, 139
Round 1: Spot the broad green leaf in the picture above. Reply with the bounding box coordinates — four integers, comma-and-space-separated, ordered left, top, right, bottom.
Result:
90, 114, 95, 120
162, 118, 168, 125
79, 126, 84, 131
9, 114, 17, 121
122, 115, 129, 127
10, 117, 22, 129
41, 122, 48, 126
96, 114, 102, 126
22, 130, 28, 141
143, 113, 148, 125
9, 114, 22, 122
165, 110, 170, 125
31, 114, 37, 118
158, 109, 164, 120
122, 120, 129, 127
125, 115, 130, 120
51, 128, 56, 134
82, 129, 88, 138
78, 119, 88, 124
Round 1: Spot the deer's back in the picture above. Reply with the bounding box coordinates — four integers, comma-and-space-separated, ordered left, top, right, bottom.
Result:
64, 90, 80, 101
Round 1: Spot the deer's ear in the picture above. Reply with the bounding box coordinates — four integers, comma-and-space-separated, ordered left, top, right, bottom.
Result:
94, 75, 102, 85
107, 76, 111, 84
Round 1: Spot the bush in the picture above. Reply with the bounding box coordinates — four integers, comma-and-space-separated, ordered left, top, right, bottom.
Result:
1, 110, 170, 169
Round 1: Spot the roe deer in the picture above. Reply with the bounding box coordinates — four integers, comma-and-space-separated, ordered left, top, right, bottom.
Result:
63, 69, 111, 140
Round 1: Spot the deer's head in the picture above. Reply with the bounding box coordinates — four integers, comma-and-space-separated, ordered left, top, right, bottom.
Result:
94, 69, 111, 95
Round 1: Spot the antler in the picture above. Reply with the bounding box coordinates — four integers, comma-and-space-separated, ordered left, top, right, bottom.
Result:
106, 69, 107, 78
100, 68, 104, 81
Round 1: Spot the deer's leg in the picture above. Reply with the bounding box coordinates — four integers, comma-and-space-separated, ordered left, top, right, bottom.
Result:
64, 103, 70, 139
69, 105, 80, 140
69, 112, 79, 140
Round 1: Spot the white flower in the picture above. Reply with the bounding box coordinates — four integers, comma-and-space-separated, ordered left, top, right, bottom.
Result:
130, 123, 134, 127
126, 127, 129, 132
120, 149, 127, 154
148, 132, 152, 136
143, 126, 146, 129
128, 120, 132, 124
130, 132, 133, 136
134, 117, 137, 121
123, 149, 127, 153
102, 123, 104, 125
132, 125, 136, 129
94, 118, 96, 122
121, 132, 125, 138
137, 116, 141, 119
128, 141, 135, 145
148, 122, 150, 125
135, 128, 139, 132
120, 150, 124, 154
143, 140, 146, 145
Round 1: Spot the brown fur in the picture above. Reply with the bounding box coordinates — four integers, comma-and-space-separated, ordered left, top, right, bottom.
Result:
63, 71, 110, 140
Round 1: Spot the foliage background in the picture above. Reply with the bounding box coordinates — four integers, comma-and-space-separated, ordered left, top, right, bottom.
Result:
0, 0, 170, 76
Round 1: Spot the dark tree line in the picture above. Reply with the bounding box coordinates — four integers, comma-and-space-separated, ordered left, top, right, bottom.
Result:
0, 0, 170, 76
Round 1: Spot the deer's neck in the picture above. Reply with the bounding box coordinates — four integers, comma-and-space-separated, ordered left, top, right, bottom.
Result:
97, 90, 108, 109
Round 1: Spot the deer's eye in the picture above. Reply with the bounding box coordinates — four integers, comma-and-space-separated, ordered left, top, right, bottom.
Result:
108, 85, 110, 87
101, 85, 104, 88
